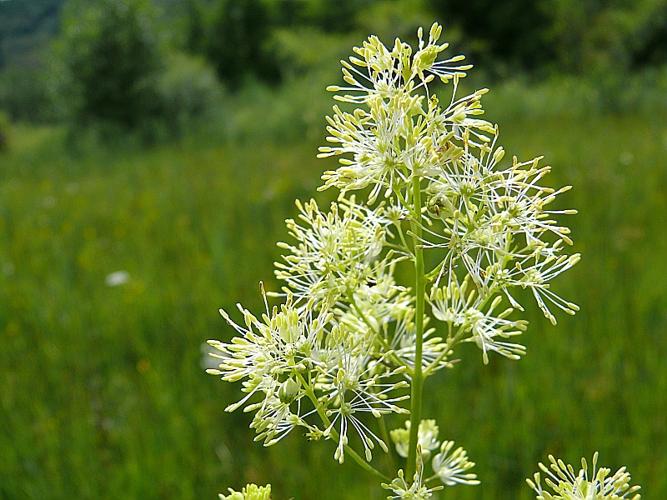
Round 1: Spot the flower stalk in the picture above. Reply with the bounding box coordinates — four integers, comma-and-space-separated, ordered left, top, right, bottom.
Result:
407, 175, 426, 478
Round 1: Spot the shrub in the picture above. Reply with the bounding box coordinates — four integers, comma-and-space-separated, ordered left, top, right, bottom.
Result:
205, 0, 278, 87
156, 53, 223, 138
0, 67, 56, 123
0, 110, 9, 151
57, 0, 163, 133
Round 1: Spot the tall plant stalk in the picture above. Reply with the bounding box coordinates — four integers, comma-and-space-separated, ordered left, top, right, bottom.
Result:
407, 175, 425, 477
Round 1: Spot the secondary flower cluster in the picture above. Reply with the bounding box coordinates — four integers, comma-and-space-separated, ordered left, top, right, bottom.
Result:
208, 197, 421, 464
208, 22, 584, 498
382, 451, 442, 500
527, 453, 641, 499
390, 420, 479, 488
219, 484, 271, 500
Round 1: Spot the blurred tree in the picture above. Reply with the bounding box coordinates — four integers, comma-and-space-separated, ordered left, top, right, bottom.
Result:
355, 0, 437, 44
185, 0, 208, 54
0, 110, 9, 151
427, 0, 553, 73
156, 52, 223, 136
543, 0, 667, 74
58, 0, 163, 131
300, 0, 373, 32
0, 66, 56, 122
629, 2, 667, 68
0, 31, 5, 69
205, 0, 279, 87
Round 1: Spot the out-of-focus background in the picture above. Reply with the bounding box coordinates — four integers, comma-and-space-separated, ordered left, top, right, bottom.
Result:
0, 0, 666, 498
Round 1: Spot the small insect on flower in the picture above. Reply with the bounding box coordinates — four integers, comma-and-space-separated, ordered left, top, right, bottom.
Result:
527, 452, 641, 499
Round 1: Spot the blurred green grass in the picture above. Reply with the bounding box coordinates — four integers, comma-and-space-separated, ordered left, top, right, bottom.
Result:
0, 105, 666, 498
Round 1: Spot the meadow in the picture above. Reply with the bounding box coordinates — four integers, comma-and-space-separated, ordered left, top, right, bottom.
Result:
0, 91, 666, 498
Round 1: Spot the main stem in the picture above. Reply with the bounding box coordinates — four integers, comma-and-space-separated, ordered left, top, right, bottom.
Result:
407, 175, 425, 477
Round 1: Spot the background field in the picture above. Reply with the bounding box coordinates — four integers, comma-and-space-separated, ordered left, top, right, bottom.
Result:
1, 1, 666, 499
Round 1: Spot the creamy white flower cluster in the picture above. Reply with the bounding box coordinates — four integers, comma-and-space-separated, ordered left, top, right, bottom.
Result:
390, 420, 479, 488
208, 286, 411, 462
317, 22, 579, 369
381, 434, 477, 500
219, 484, 271, 500
208, 198, 424, 463
207, 23, 583, 498
527, 452, 641, 499
382, 452, 441, 500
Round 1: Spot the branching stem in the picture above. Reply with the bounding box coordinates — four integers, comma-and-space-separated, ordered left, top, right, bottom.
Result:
295, 372, 389, 481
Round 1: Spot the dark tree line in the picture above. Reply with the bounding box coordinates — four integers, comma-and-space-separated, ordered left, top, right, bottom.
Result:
2, 0, 667, 129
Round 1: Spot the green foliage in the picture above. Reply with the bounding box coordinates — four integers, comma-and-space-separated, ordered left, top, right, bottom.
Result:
156, 52, 223, 137
54, 0, 225, 142
544, 0, 667, 74
479, 69, 667, 119
3, 0, 667, 91
58, 0, 164, 132
355, 0, 439, 43
0, 66, 57, 123
186, 0, 435, 87
0, 110, 9, 151
297, 0, 374, 32
427, 0, 552, 72
426, 0, 667, 76
202, 0, 278, 86
184, 0, 208, 54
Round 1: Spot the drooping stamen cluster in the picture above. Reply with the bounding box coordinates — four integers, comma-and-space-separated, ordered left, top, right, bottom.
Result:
430, 276, 528, 364
431, 441, 480, 487
422, 142, 580, 325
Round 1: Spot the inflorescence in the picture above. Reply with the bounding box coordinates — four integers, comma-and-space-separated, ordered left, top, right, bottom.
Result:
205, 22, 637, 499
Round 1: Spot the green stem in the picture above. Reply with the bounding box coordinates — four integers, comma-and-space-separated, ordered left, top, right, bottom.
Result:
407, 175, 426, 477
295, 372, 389, 481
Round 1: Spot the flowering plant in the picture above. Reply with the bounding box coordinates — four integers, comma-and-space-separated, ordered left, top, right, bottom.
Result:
206, 23, 640, 499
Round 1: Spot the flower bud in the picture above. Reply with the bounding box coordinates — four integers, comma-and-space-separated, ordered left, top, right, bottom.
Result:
278, 378, 300, 404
